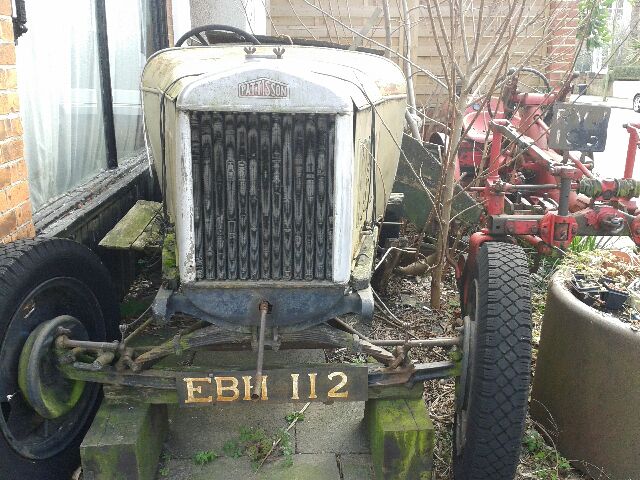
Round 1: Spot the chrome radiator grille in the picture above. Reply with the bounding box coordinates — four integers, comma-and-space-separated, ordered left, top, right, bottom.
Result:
190, 112, 335, 281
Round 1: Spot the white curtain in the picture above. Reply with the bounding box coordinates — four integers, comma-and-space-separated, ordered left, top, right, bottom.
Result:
17, 0, 107, 210
106, 0, 149, 158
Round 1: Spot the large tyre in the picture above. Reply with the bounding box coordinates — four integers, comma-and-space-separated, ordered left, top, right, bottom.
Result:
454, 242, 532, 480
0, 238, 119, 480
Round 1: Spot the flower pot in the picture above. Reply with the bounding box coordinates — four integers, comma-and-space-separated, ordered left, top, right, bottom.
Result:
531, 271, 640, 480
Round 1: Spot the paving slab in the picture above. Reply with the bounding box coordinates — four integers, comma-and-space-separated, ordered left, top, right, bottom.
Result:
161, 454, 340, 479
339, 453, 375, 480
295, 401, 369, 454
158, 348, 372, 478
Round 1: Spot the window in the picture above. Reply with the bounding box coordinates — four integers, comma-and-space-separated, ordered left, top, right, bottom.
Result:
16, 0, 166, 210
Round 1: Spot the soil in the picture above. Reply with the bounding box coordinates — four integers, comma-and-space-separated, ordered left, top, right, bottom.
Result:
561, 249, 640, 330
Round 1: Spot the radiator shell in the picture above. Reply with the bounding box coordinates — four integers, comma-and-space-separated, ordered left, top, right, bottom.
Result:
142, 45, 406, 286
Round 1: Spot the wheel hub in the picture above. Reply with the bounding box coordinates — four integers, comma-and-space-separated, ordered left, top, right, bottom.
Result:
18, 315, 88, 419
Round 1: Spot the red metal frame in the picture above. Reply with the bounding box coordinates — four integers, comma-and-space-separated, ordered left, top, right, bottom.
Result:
452, 71, 640, 280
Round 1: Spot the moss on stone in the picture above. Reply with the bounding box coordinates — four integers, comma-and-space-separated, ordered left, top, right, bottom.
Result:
162, 231, 179, 285
365, 398, 434, 480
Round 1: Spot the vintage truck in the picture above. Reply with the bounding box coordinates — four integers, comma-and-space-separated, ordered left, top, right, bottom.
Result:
0, 26, 532, 480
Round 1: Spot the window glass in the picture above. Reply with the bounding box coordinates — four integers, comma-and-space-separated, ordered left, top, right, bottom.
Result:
106, 0, 151, 158
17, 0, 107, 209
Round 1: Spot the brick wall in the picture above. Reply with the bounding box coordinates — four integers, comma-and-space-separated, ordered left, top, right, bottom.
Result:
547, 1, 580, 84
0, 0, 33, 243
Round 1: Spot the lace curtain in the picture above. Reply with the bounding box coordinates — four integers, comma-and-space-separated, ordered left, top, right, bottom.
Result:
17, 0, 150, 210
17, 0, 106, 210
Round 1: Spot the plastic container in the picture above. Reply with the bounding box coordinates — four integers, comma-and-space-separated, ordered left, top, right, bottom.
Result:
570, 274, 601, 307
599, 277, 629, 311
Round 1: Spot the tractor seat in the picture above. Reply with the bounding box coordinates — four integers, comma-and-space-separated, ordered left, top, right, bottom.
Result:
463, 110, 521, 144
463, 110, 493, 143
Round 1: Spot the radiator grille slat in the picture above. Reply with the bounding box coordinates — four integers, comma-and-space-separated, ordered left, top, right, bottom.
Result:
191, 112, 335, 281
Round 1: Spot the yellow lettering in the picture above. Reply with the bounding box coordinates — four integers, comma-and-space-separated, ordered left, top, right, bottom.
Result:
291, 373, 300, 400
184, 377, 213, 404
242, 376, 253, 401
328, 371, 349, 398
215, 376, 240, 402
308, 373, 317, 399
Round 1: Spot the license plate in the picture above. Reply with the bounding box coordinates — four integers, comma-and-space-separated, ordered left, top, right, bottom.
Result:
176, 365, 368, 406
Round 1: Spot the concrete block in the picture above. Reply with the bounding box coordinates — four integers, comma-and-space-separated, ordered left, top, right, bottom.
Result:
160, 454, 340, 480
531, 272, 640, 480
81, 402, 167, 480
365, 397, 434, 480
295, 401, 369, 454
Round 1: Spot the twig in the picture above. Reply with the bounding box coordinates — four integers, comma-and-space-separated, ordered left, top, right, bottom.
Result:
256, 402, 311, 471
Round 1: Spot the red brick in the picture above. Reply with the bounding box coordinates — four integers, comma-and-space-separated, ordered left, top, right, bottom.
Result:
0, 0, 12, 16
0, 93, 19, 114
0, 162, 9, 188
0, 189, 7, 211
0, 116, 22, 140
0, 137, 23, 163
5, 180, 28, 205
5, 221, 34, 243
0, 67, 17, 89
15, 200, 31, 225
0, 209, 16, 238
0, 18, 13, 42
0, 43, 15, 65
10, 117, 21, 135
11, 160, 26, 182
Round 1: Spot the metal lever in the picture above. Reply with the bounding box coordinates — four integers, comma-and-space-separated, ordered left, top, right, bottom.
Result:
252, 300, 270, 399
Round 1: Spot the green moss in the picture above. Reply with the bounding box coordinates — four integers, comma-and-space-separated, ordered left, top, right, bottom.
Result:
162, 231, 179, 285
365, 398, 434, 479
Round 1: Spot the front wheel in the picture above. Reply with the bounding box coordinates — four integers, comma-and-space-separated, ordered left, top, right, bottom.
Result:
0, 238, 119, 479
633, 94, 640, 113
454, 242, 532, 480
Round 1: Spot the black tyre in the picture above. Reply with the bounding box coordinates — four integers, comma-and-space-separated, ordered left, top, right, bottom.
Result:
0, 238, 119, 480
454, 242, 532, 480
634, 94, 640, 113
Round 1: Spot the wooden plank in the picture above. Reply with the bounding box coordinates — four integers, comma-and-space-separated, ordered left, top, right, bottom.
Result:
81, 402, 168, 480
99, 200, 162, 251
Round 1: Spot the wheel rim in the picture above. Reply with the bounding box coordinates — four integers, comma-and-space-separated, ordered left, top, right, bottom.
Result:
455, 278, 479, 454
0, 277, 104, 460
18, 316, 89, 420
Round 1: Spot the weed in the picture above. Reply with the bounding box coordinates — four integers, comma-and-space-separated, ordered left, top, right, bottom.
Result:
223, 426, 295, 467
240, 427, 272, 463
193, 450, 218, 465
568, 236, 597, 254
158, 465, 169, 477
223, 439, 243, 458
522, 429, 571, 480
276, 428, 294, 467
285, 411, 305, 423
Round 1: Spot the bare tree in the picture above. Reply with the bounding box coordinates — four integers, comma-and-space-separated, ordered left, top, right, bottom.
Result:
266, 0, 582, 309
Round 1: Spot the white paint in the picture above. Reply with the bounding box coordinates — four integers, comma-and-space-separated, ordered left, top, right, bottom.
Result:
141, 45, 406, 109
332, 113, 355, 284
142, 43, 407, 286
172, 0, 193, 43
178, 62, 355, 113
176, 110, 197, 283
